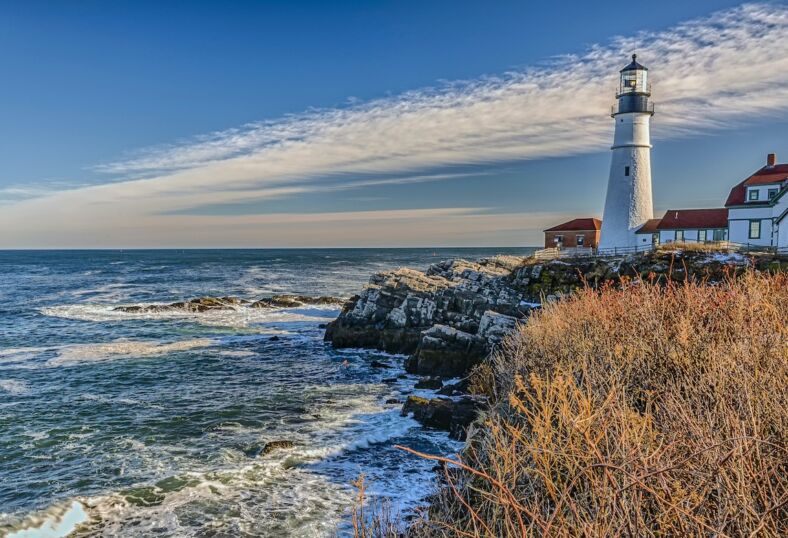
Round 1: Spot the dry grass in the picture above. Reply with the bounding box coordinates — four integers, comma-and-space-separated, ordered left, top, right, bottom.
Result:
655, 241, 732, 253
364, 270, 788, 537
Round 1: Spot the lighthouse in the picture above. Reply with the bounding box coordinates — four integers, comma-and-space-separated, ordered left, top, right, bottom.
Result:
598, 54, 654, 250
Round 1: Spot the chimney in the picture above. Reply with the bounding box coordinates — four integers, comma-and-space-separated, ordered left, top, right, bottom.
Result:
767, 153, 776, 167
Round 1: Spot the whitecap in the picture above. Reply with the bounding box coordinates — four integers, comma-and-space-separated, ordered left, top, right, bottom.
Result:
47, 338, 215, 367
0, 379, 30, 395
218, 350, 257, 358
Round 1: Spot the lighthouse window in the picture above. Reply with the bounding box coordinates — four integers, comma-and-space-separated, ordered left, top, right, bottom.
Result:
624, 166, 630, 176
748, 189, 759, 201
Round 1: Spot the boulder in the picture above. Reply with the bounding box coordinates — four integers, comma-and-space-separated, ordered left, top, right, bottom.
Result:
401, 395, 485, 440
477, 311, 519, 347
250, 295, 343, 308
407, 325, 487, 377
437, 378, 470, 396
260, 440, 295, 455
414, 376, 443, 390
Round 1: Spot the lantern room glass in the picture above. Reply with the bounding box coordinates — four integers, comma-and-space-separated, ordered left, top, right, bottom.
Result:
619, 69, 648, 94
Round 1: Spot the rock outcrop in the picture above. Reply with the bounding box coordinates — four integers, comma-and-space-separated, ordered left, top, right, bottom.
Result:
324, 256, 529, 364
325, 249, 779, 377
114, 294, 343, 313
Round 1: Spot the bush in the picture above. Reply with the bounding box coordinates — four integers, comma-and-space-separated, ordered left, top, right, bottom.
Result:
394, 271, 787, 537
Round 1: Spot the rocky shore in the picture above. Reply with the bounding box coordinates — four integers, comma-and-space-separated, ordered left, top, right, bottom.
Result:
114, 294, 343, 313
325, 248, 784, 439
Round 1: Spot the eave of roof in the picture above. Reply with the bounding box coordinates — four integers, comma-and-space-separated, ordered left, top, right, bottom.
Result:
634, 218, 661, 234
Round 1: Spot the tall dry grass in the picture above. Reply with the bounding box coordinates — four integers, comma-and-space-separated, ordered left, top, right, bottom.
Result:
362, 271, 787, 537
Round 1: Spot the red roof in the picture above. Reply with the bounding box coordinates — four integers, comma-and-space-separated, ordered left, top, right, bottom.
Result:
544, 218, 601, 232
656, 208, 729, 230
634, 218, 661, 234
725, 164, 788, 206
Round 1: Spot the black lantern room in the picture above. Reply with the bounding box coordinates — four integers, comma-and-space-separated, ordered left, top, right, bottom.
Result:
613, 54, 654, 116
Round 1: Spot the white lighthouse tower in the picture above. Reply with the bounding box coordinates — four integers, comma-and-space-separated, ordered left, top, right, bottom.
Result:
598, 55, 654, 251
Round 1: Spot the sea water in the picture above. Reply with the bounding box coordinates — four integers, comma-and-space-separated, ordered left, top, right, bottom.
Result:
0, 248, 533, 537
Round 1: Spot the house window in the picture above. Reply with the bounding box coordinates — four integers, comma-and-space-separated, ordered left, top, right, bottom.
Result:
698, 230, 707, 242
554, 235, 564, 244
749, 220, 761, 239
652, 233, 659, 246
748, 189, 760, 201
713, 229, 727, 241
675, 230, 684, 242
624, 166, 630, 176
576, 235, 584, 246
768, 188, 778, 200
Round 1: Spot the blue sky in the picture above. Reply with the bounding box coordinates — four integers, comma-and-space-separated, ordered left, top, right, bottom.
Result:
1, 1, 787, 247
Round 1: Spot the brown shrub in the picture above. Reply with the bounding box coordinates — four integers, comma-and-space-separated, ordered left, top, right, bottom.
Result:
395, 271, 787, 537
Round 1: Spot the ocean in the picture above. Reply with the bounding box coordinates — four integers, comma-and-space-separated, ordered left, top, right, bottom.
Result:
0, 248, 534, 537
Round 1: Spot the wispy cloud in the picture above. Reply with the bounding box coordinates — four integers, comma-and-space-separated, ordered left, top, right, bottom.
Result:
2, 3, 788, 247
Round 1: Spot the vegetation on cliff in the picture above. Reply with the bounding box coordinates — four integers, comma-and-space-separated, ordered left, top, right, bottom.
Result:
356, 269, 788, 537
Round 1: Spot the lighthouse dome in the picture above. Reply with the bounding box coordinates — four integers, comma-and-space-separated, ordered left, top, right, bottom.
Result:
620, 53, 647, 72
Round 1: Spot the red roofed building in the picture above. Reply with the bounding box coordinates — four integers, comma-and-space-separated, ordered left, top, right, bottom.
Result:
543, 218, 601, 249
653, 208, 729, 244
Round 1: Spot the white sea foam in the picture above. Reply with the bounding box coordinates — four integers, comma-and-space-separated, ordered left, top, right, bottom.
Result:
47, 338, 215, 367
0, 379, 30, 395
218, 350, 257, 357
0, 347, 51, 367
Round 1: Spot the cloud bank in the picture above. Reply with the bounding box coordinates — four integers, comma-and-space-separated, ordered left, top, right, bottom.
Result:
2, 3, 788, 247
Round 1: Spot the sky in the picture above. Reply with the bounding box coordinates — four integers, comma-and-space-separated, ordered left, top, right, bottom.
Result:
1, 0, 787, 248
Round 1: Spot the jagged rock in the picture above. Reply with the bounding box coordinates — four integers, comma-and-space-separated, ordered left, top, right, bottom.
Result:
401, 395, 485, 440
407, 325, 487, 377
370, 360, 392, 369
478, 311, 519, 347
260, 440, 295, 455
114, 296, 249, 313
414, 376, 443, 390
437, 379, 470, 396
324, 257, 532, 354
250, 295, 343, 308
115, 294, 343, 314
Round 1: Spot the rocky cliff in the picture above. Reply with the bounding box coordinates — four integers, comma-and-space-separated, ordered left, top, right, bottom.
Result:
325, 249, 782, 377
